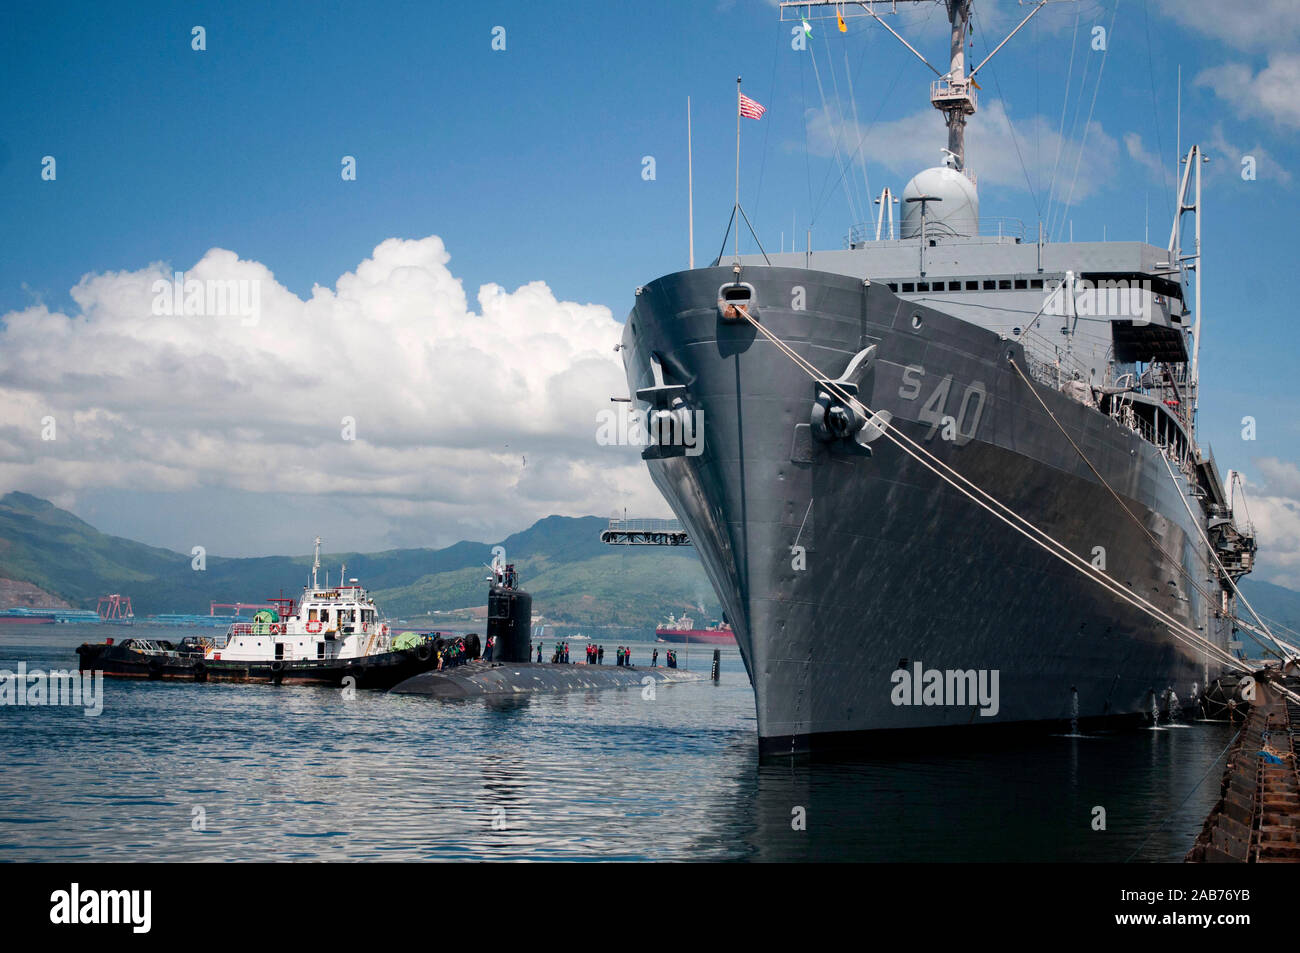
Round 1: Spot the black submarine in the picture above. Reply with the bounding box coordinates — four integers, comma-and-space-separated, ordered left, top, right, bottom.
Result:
390, 560, 703, 699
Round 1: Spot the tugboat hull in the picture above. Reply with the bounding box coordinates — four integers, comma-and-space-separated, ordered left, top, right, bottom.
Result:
76, 641, 440, 690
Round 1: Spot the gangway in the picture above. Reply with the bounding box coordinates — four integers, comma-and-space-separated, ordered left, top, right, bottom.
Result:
600, 518, 692, 546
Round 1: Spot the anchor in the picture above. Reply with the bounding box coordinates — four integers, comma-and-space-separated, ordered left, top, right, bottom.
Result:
809, 344, 892, 452
636, 352, 694, 459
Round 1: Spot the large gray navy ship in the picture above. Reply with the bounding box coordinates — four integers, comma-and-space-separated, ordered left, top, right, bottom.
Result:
620, 0, 1264, 755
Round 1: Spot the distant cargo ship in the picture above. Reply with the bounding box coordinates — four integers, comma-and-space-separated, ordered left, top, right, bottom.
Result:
0, 608, 100, 624
655, 614, 736, 645
0, 609, 56, 624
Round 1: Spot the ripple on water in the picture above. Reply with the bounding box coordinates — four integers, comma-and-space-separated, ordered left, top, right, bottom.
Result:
0, 623, 1235, 861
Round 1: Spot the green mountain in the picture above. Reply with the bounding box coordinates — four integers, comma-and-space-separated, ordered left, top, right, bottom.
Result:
10, 488, 1296, 640
1236, 578, 1300, 644
0, 492, 719, 632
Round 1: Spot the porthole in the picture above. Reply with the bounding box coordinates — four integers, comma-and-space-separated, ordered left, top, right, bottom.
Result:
911, 313, 923, 330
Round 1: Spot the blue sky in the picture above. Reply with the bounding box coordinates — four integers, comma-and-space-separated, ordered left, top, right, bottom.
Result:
1, 0, 1298, 578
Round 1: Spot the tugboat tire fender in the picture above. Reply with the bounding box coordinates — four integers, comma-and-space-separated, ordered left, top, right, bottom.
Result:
416, 640, 433, 662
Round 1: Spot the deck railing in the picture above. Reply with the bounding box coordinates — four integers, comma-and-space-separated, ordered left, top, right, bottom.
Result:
845, 216, 1027, 246
601, 519, 691, 547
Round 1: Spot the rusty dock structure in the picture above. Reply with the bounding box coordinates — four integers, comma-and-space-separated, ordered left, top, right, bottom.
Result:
1188, 671, 1300, 863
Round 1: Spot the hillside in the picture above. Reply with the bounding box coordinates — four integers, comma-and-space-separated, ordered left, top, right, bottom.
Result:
0, 493, 719, 631
7, 489, 1298, 640
1237, 578, 1300, 642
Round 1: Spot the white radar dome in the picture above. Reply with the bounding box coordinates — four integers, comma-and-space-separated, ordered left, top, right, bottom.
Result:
900, 166, 979, 239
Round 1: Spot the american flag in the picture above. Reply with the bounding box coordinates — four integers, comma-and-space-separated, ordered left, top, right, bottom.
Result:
738, 92, 766, 120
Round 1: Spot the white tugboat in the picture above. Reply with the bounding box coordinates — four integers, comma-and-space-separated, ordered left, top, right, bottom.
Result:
77, 537, 463, 687
218, 537, 396, 664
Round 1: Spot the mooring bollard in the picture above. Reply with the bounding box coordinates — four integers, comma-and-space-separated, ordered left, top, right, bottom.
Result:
711, 649, 720, 682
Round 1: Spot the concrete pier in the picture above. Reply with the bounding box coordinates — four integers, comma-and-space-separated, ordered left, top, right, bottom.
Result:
1187, 672, 1300, 863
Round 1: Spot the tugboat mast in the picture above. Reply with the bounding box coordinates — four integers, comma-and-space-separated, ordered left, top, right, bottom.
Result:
311, 535, 322, 589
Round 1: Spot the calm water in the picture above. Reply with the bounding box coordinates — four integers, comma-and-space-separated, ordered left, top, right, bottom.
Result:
0, 622, 1232, 861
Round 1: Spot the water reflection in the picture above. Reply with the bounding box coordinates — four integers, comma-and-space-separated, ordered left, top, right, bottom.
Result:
0, 623, 1230, 861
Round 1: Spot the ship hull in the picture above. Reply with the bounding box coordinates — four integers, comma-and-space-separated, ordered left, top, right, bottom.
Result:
623, 266, 1231, 755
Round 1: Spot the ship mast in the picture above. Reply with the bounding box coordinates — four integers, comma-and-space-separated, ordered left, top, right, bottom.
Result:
778, 1, 1049, 174
311, 535, 322, 589
942, 1, 973, 170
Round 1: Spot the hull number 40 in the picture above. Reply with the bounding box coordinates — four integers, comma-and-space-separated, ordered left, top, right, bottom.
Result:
899, 365, 986, 446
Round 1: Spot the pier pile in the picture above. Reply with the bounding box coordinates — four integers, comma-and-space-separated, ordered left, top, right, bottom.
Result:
1187, 674, 1300, 862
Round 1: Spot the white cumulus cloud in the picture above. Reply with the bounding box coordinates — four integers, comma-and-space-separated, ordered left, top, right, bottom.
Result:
0, 237, 670, 550
1239, 458, 1300, 589
1153, 0, 1300, 54
1196, 56, 1300, 133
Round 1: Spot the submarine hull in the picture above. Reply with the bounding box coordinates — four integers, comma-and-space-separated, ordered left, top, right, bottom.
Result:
390, 661, 703, 698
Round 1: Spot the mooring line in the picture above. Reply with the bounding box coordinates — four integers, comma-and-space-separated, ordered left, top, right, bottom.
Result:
1008, 356, 1295, 664
731, 304, 1247, 677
